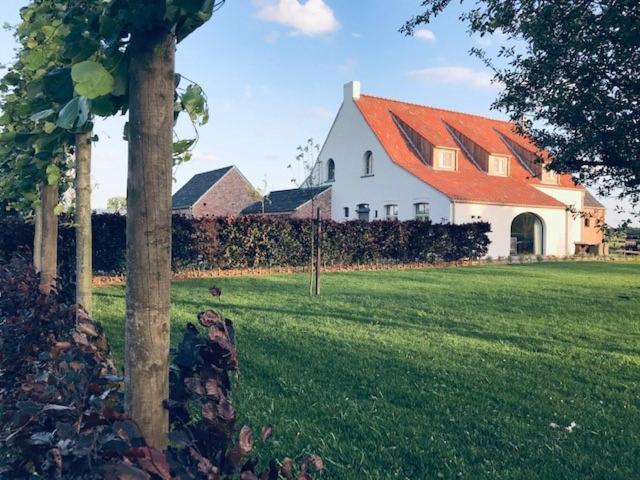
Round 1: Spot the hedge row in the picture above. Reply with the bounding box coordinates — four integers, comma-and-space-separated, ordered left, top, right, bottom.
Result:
0, 214, 491, 275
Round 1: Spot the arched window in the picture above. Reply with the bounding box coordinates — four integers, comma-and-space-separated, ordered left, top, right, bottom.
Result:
510, 213, 544, 255
363, 151, 374, 176
327, 159, 335, 182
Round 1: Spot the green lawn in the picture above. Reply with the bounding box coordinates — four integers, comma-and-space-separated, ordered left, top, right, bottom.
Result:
94, 262, 640, 479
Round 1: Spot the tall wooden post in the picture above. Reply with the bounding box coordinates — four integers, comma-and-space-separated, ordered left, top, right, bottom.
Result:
315, 207, 321, 296
309, 200, 315, 296
33, 200, 42, 272
39, 182, 58, 294
75, 132, 92, 314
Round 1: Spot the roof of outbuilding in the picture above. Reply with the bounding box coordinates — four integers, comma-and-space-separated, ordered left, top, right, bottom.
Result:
242, 186, 331, 215
584, 190, 605, 209
354, 94, 580, 208
172, 166, 234, 210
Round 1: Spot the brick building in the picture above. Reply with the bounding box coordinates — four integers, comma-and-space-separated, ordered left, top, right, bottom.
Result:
172, 166, 257, 218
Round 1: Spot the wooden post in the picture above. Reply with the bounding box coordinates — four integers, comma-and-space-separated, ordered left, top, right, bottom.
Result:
39, 182, 58, 294
33, 200, 42, 272
75, 132, 93, 315
315, 207, 321, 296
309, 203, 315, 296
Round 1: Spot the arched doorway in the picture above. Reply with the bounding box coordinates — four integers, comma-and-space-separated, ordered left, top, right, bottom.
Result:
510, 213, 544, 255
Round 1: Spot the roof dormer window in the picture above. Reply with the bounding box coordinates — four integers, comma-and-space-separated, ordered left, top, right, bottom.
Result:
541, 168, 559, 185
434, 148, 457, 171
488, 155, 509, 176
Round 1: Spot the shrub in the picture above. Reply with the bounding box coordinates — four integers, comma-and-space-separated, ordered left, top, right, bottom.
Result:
0, 214, 491, 276
0, 257, 322, 479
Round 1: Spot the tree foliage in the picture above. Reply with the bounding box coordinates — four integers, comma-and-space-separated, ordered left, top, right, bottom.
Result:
0, 0, 217, 215
402, 0, 640, 210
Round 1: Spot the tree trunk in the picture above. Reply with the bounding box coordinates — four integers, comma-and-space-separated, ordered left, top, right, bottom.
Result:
39, 182, 58, 294
125, 30, 175, 450
75, 132, 93, 314
33, 200, 42, 272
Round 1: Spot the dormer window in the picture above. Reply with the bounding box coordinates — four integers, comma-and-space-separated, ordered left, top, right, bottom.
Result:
363, 151, 374, 176
488, 155, 509, 176
434, 148, 457, 171
327, 159, 335, 182
541, 168, 559, 185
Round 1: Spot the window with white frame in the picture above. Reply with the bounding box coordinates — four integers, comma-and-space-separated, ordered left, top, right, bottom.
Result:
488, 155, 509, 176
415, 202, 430, 221
363, 151, 374, 176
541, 168, 559, 184
434, 148, 457, 171
385, 204, 398, 220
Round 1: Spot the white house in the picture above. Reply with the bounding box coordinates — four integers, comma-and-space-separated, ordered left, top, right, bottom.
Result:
310, 81, 605, 258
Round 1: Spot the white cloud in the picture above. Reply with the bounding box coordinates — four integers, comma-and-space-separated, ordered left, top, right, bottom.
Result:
414, 29, 436, 42
409, 66, 499, 89
254, 0, 339, 36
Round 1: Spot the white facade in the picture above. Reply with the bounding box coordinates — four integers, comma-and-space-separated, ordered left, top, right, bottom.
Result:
453, 202, 570, 257
314, 82, 451, 224
314, 81, 594, 258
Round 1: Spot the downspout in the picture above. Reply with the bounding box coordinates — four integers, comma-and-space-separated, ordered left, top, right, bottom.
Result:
564, 209, 570, 256
450, 201, 456, 224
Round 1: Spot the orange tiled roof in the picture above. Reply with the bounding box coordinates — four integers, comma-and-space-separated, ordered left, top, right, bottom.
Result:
354, 95, 580, 207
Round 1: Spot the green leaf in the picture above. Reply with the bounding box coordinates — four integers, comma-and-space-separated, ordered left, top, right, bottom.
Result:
43, 68, 74, 102
46, 164, 60, 186
56, 96, 89, 130
90, 96, 115, 117
173, 138, 195, 155
57, 97, 80, 130
21, 48, 48, 71
30, 109, 55, 122
71, 61, 114, 99
43, 122, 56, 134
180, 84, 208, 124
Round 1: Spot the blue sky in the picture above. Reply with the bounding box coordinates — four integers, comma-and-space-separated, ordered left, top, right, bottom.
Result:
0, 0, 630, 225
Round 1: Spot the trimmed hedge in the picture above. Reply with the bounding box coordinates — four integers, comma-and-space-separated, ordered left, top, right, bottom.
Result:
0, 214, 491, 275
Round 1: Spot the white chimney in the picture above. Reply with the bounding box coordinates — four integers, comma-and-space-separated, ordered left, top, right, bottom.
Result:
344, 80, 361, 102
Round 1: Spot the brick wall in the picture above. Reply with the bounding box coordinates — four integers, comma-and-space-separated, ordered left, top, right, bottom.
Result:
582, 207, 605, 245
291, 188, 332, 219
191, 168, 257, 218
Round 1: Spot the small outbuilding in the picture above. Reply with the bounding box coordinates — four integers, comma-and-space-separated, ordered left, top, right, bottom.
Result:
242, 186, 332, 219
172, 166, 257, 218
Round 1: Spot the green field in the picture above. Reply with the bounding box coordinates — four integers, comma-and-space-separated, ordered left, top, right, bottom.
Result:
94, 262, 640, 479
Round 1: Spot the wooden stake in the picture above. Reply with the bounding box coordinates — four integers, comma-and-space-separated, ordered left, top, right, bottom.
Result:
315, 207, 321, 296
